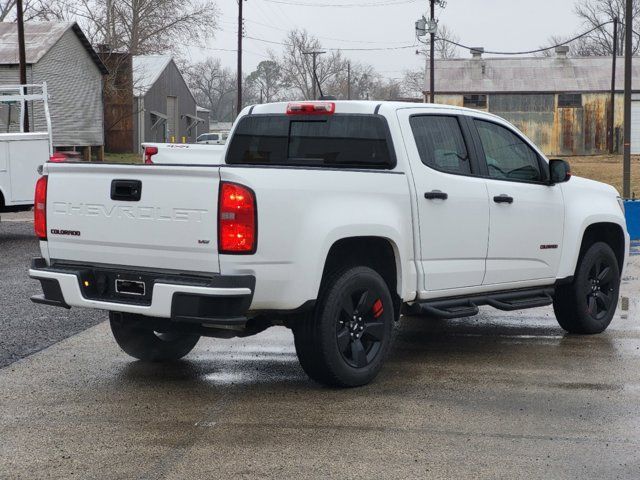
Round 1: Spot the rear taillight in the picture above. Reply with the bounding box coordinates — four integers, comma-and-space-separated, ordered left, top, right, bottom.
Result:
218, 182, 257, 254
48, 152, 67, 163
286, 102, 335, 115
144, 146, 158, 164
34, 176, 47, 240
48, 151, 81, 162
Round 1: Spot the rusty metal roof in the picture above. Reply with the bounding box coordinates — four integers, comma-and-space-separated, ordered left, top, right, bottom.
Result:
426, 56, 640, 94
0, 21, 107, 74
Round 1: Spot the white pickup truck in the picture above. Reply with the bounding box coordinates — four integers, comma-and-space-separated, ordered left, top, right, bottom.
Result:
141, 142, 225, 165
30, 101, 629, 387
0, 84, 52, 213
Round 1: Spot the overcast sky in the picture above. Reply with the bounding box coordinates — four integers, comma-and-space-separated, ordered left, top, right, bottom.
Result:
184, 0, 585, 79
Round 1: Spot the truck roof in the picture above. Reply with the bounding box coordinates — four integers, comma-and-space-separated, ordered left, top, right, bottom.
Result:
244, 100, 502, 121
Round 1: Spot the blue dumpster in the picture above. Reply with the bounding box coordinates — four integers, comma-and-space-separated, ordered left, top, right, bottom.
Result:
624, 200, 640, 240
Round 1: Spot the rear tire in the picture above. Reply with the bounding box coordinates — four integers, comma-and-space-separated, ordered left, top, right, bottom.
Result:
109, 312, 200, 361
293, 266, 395, 388
553, 242, 620, 334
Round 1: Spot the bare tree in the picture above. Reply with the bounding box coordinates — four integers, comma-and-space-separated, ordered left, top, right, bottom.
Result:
538, 1, 640, 57
538, 34, 595, 57
327, 62, 381, 100
183, 58, 236, 122
275, 30, 347, 100
1, 0, 45, 21
401, 23, 459, 99
246, 60, 286, 103
371, 78, 404, 101
401, 69, 425, 98
0, 0, 17, 20
29, 0, 219, 55
571, 0, 640, 55
434, 24, 460, 59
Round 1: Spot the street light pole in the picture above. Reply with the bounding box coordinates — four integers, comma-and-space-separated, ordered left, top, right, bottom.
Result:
623, 0, 632, 198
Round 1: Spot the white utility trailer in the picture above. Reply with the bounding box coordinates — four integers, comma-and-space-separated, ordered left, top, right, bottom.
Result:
0, 84, 52, 212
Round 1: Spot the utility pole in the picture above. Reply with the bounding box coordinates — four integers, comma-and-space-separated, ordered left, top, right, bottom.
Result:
623, 0, 632, 198
16, 0, 29, 132
429, 0, 435, 103
347, 62, 351, 100
236, 0, 244, 117
610, 16, 618, 154
302, 50, 325, 100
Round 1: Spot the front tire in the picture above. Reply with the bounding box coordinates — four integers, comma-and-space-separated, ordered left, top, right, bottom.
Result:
553, 242, 621, 334
293, 266, 395, 387
109, 312, 200, 361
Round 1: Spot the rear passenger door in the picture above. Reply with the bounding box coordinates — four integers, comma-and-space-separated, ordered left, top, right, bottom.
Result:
471, 118, 564, 285
398, 110, 490, 293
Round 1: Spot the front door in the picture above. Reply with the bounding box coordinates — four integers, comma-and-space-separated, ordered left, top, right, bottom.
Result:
472, 118, 565, 285
398, 111, 490, 293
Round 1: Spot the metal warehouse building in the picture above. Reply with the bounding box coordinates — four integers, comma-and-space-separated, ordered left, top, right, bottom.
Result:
426, 47, 640, 156
0, 22, 107, 158
133, 55, 202, 151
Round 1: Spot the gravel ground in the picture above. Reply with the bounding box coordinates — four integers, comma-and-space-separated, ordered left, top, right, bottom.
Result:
0, 218, 105, 368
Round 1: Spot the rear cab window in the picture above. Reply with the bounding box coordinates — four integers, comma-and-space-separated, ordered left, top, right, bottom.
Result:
409, 115, 471, 175
226, 114, 396, 169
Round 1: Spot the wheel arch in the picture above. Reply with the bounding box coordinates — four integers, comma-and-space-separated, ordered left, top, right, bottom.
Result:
577, 222, 626, 274
320, 236, 403, 317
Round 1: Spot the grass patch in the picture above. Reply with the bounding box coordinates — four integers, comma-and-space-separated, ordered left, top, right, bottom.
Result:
566, 155, 640, 198
104, 152, 141, 164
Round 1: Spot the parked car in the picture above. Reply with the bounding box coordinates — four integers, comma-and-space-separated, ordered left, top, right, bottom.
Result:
141, 142, 225, 165
0, 84, 51, 214
30, 101, 629, 387
196, 132, 228, 145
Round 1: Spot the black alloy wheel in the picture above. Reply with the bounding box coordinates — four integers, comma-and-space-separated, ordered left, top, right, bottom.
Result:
337, 288, 387, 369
553, 241, 621, 334
585, 257, 616, 321
293, 266, 395, 387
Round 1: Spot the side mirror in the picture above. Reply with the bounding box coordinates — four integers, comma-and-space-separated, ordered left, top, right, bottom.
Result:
549, 159, 571, 184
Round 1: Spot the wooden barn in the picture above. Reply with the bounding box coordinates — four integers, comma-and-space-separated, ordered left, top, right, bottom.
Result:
0, 22, 108, 159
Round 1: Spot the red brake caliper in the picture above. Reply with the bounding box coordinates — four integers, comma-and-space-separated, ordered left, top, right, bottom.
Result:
372, 299, 384, 319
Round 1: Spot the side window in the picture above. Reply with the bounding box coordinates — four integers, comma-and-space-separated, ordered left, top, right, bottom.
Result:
474, 120, 543, 182
409, 115, 470, 174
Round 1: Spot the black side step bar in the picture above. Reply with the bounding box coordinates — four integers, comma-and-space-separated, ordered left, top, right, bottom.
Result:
407, 287, 554, 320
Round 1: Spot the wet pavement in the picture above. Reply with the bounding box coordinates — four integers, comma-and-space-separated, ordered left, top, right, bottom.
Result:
0, 218, 104, 368
1, 251, 640, 478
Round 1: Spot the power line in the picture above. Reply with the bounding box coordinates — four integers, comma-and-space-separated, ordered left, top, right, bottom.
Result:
245, 35, 417, 51
428, 20, 614, 56
260, 0, 421, 7
245, 18, 413, 45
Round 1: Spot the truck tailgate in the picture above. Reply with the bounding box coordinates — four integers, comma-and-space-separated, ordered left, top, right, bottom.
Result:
44, 163, 221, 273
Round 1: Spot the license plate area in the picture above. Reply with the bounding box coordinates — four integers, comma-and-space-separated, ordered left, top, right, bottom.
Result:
51, 263, 217, 306
115, 279, 146, 296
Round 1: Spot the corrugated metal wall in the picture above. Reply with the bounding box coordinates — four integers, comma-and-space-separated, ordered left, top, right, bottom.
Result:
435, 93, 625, 156
138, 60, 196, 148
33, 29, 104, 147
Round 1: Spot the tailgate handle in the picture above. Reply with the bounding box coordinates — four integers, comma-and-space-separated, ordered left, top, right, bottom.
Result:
111, 180, 142, 202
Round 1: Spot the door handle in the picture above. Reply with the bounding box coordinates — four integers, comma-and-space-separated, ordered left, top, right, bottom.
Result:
493, 194, 514, 204
111, 179, 142, 201
425, 190, 448, 200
